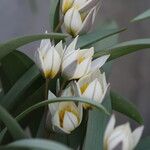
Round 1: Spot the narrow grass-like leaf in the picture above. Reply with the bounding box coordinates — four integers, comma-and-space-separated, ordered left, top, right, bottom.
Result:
94, 39, 150, 61
1, 139, 71, 150
83, 94, 112, 150
0, 33, 67, 60
135, 137, 150, 150
77, 28, 125, 48
0, 65, 41, 111
132, 9, 150, 22
0, 51, 33, 93
16, 97, 109, 122
50, 0, 61, 31
110, 90, 144, 124
0, 105, 27, 140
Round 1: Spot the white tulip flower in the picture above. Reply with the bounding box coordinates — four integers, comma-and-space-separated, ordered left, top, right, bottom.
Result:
63, 0, 100, 36
34, 36, 64, 79
104, 115, 144, 150
77, 69, 109, 109
47, 87, 83, 134
61, 36, 110, 80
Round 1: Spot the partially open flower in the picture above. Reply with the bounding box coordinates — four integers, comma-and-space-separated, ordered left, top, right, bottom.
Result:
61, 36, 110, 80
47, 87, 83, 134
34, 35, 63, 79
77, 69, 109, 109
104, 115, 144, 150
63, 0, 100, 36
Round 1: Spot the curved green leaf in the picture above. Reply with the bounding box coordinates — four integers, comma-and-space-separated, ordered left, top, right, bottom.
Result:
0, 33, 67, 60
83, 93, 112, 150
0, 105, 27, 140
110, 90, 144, 124
50, 0, 61, 31
0, 51, 33, 93
1, 139, 71, 150
0, 65, 41, 111
94, 39, 150, 61
132, 9, 150, 22
77, 28, 126, 48
135, 137, 150, 150
16, 97, 109, 122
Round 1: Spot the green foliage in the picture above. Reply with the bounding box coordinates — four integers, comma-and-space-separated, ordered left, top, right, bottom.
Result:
94, 39, 150, 61
0, 33, 67, 60
135, 137, 150, 150
0, 105, 27, 140
132, 9, 150, 22
110, 90, 144, 124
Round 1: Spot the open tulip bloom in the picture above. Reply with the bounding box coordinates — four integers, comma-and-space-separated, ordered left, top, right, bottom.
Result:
61, 36, 110, 80
104, 115, 144, 150
77, 69, 110, 109
63, 0, 100, 36
47, 86, 83, 134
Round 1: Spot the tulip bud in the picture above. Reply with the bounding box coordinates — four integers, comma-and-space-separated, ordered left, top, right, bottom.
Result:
77, 69, 109, 109
47, 88, 83, 134
104, 115, 144, 150
34, 35, 63, 79
63, 0, 100, 36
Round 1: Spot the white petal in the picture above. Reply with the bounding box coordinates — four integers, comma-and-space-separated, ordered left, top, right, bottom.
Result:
91, 55, 110, 71
70, 8, 82, 36
77, 47, 94, 59
55, 41, 64, 58
71, 58, 91, 79
92, 2, 101, 23
48, 91, 59, 116
64, 8, 74, 34
63, 111, 79, 132
44, 46, 61, 78
34, 50, 45, 73
65, 36, 78, 54
78, 7, 95, 34
107, 123, 132, 150
73, 0, 87, 9
104, 115, 116, 144
79, 0, 99, 12
132, 126, 144, 148
82, 79, 103, 102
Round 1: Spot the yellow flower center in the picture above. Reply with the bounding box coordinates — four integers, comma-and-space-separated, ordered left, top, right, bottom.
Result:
44, 70, 56, 79
59, 104, 80, 128
77, 56, 85, 64
80, 83, 89, 94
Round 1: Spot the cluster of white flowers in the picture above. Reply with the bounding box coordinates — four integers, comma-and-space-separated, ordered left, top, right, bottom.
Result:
34, 1, 144, 149
35, 35, 109, 134
62, 0, 100, 36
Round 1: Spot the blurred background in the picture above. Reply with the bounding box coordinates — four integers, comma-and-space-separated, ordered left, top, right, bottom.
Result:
0, 0, 150, 136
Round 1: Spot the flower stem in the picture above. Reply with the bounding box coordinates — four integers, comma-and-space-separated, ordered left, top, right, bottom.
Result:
45, 79, 49, 100
54, 16, 64, 32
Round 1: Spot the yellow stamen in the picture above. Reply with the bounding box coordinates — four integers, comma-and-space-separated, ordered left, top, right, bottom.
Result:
77, 56, 85, 64
80, 83, 89, 94
59, 103, 80, 128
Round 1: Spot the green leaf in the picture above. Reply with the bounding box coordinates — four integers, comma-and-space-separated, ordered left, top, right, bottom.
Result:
1, 139, 71, 150
94, 39, 150, 61
132, 9, 150, 22
0, 33, 67, 60
110, 90, 144, 124
77, 28, 125, 48
0, 51, 33, 93
16, 97, 109, 122
0, 65, 41, 111
50, 0, 61, 31
135, 137, 150, 150
0, 105, 27, 140
83, 94, 112, 150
